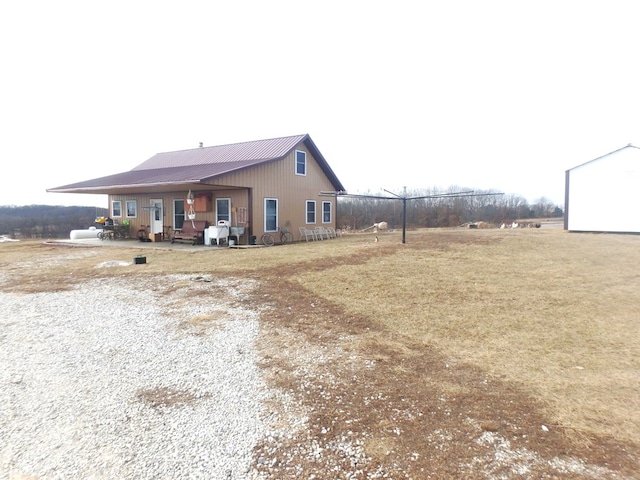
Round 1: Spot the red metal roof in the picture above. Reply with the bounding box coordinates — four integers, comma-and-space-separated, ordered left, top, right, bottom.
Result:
132, 134, 308, 170
48, 134, 345, 194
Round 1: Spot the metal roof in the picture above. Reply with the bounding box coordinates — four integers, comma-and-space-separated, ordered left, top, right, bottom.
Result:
132, 134, 308, 170
565, 144, 640, 172
48, 134, 345, 194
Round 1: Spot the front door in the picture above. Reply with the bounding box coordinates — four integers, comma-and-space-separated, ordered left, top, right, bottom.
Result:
150, 199, 163, 234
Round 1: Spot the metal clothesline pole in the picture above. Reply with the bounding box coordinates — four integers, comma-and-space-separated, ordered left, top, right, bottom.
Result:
319, 189, 504, 244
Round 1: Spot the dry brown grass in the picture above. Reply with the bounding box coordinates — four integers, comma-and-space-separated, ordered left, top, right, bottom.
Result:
2, 230, 639, 477
294, 229, 640, 447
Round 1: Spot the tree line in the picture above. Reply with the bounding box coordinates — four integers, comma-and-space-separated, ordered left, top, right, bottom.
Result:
0, 188, 563, 240
0, 205, 108, 239
335, 187, 563, 231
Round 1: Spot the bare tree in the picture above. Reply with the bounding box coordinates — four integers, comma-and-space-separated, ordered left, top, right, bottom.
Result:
531, 197, 557, 218
335, 186, 562, 230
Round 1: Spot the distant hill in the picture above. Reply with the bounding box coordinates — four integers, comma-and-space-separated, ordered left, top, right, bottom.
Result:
0, 205, 109, 239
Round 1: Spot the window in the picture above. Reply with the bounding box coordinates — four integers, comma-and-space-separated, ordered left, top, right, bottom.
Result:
173, 199, 185, 230
264, 198, 278, 232
152, 201, 162, 222
295, 150, 306, 176
173, 198, 185, 230
322, 201, 332, 223
216, 198, 231, 223
306, 200, 316, 224
126, 200, 137, 218
111, 200, 122, 218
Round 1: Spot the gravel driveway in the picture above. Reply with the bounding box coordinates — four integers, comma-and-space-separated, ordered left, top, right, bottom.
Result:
1, 274, 276, 480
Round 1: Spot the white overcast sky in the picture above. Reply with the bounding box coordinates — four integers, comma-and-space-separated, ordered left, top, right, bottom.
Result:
2, 1, 639, 208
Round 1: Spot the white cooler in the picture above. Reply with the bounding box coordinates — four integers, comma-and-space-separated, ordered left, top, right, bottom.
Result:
205, 220, 230, 245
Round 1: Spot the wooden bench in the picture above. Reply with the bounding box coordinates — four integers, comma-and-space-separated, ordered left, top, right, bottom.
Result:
170, 220, 208, 245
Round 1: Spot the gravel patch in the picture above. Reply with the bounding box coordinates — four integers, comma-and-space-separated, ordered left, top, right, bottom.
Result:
0, 275, 278, 480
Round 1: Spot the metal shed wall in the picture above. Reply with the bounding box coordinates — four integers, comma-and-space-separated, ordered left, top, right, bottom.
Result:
566, 146, 640, 233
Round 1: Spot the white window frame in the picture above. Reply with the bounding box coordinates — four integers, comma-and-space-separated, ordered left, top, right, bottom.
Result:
295, 150, 306, 176
111, 200, 122, 218
125, 200, 137, 218
306, 200, 316, 224
173, 199, 185, 230
322, 201, 332, 224
216, 198, 231, 223
264, 198, 278, 232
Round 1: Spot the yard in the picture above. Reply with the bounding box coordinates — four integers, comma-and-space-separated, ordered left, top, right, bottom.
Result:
1, 228, 638, 479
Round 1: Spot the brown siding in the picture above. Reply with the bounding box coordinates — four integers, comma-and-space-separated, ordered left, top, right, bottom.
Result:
107, 190, 250, 239
106, 141, 337, 243
208, 143, 336, 240
107, 193, 153, 235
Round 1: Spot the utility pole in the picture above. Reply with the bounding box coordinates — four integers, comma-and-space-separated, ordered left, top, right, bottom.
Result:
402, 187, 407, 244
385, 188, 408, 244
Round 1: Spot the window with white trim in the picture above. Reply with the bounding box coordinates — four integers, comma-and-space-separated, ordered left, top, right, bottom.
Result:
111, 200, 122, 218
173, 199, 185, 230
216, 198, 231, 223
126, 200, 137, 218
306, 200, 316, 224
322, 201, 332, 223
265, 198, 278, 232
295, 150, 306, 176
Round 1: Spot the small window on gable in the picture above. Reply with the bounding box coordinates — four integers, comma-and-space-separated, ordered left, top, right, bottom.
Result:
111, 200, 122, 218
295, 150, 306, 176
306, 200, 316, 224
126, 200, 137, 218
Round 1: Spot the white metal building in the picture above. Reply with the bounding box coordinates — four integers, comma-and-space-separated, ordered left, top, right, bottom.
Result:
565, 144, 640, 233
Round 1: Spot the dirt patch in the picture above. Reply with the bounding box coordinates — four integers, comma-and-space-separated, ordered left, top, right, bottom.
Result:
249, 279, 637, 479
135, 387, 211, 409
246, 234, 638, 479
